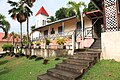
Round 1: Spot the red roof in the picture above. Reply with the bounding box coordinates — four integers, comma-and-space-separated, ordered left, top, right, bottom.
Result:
0, 32, 20, 42
35, 6, 49, 16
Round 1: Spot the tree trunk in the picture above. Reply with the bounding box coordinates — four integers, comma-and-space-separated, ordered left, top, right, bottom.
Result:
20, 22, 23, 53
27, 17, 29, 46
27, 17, 32, 56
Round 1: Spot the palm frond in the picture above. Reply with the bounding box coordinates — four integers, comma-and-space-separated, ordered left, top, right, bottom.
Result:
0, 26, 8, 39
7, 0, 19, 7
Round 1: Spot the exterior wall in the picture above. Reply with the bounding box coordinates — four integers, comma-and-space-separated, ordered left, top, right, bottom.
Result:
40, 18, 76, 36
35, 14, 48, 28
84, 16, 93, 38
49, 22, 62, 34
84, 16, 92, 28
101, 31, 120, 61
64, 18, 76, 32
24, 49, 72, 58
33, 16, 94, 49
32, 31, 40, 40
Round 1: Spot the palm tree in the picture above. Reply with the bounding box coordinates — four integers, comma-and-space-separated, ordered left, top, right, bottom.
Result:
24, 1, 35, 49
9, 32, 17, 46
67, 1, 86, 21
0, 14, 10, 39
8, 0, 26, 51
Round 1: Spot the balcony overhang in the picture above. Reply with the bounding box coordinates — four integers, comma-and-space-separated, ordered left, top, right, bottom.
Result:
85, 10, 103, 20
91, 0, 103, 13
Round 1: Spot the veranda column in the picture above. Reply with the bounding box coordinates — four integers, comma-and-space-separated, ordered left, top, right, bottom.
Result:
62, 22, 64, 35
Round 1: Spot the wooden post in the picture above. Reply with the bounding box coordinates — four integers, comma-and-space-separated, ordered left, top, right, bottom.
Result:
72, 33, 75, 55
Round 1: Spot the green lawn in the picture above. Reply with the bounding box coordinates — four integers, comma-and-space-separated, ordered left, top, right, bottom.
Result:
81, 60, 120, 80
0, 56, 64, 80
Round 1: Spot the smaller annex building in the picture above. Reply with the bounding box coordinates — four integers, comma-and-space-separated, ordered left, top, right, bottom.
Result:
0, 32, 20, 52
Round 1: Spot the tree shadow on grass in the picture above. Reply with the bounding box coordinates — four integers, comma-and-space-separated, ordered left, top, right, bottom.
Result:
0, 60, 9, 65
0, 67, 11, 76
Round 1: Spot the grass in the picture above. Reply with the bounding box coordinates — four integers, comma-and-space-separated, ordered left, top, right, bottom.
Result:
81, 60, 120, 80
0, 56, 64, 80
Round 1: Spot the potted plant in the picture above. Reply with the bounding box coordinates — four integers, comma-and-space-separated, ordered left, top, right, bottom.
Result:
45, 38, 51, 49
33, 41, 41, 48
56, 37, 66, 49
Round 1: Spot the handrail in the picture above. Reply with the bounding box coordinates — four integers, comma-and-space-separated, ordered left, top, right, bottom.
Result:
84, 27, 92, 38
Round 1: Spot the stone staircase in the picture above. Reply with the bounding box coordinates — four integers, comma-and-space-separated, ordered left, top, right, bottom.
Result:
37, 50, 101, 80
90, 38, 101, 49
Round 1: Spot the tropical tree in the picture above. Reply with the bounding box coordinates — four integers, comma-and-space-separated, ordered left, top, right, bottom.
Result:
8, 0, 26, 51
67, 1, 86, 21
55, 7, 75, 20
47, 16, 56, 23
8, 0, 35, 52
0, 14, 10, 39
31, 25, 35, 31
83, 2, 98, 12
9, 32, 15, 46
24, 0, 35, 48
55, 7, 68, 20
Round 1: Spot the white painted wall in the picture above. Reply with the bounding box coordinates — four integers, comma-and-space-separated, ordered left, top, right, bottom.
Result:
35, 14, 48, 28
84, 16, 92, 28
31, 31, 40, 40
84, 16, 93, 38
101, 31, 120, 61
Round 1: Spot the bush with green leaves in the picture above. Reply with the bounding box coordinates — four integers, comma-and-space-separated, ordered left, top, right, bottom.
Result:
2, 44, 13, 52
33, 41, 41, 46
56, 37, 66, 45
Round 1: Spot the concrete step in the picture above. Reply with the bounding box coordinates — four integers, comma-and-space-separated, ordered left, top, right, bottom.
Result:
75, 51, 100, 55
69, 55, 96, 61
37, 74, 61, 80
86, 49, 102, 52
63, 59, 93, 66
47, 68, 80, 80
56, 63, 87, 74
75, 52, 100, 58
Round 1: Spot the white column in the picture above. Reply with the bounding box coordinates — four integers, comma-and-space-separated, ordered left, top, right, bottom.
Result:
80, 7, 84, 48
62, 22, 64, 34
48, 26, 50, 35
72, 33, 75, 55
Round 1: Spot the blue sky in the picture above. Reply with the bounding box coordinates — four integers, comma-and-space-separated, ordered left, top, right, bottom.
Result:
0, 0, 90, 34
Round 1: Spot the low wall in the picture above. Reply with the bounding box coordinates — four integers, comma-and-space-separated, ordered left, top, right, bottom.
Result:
101, 31, 120, 61
23, 49, 72, 58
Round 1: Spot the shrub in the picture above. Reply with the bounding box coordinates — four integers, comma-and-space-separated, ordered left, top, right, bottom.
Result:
43, 59, 49, 64
2, 44, 13, 52
18, 53, 25, 57
35, 57, 44, 61
56, 37, 66, 45
55, 57, 60, 60
15, 54, 20, 58
26, 55, 30, 59
29, 55, 37, 60
33, 41, 41, 46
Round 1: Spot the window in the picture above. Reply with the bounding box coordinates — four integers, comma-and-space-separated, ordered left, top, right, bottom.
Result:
58, 26, 63, 34
42, 20, 45, 25
51, 28, 55, 34
42, 20, 47, 25
44, 30, 48, 36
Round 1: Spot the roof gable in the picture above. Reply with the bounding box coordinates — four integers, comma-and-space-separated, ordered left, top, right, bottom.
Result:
35, 6, 49, 16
